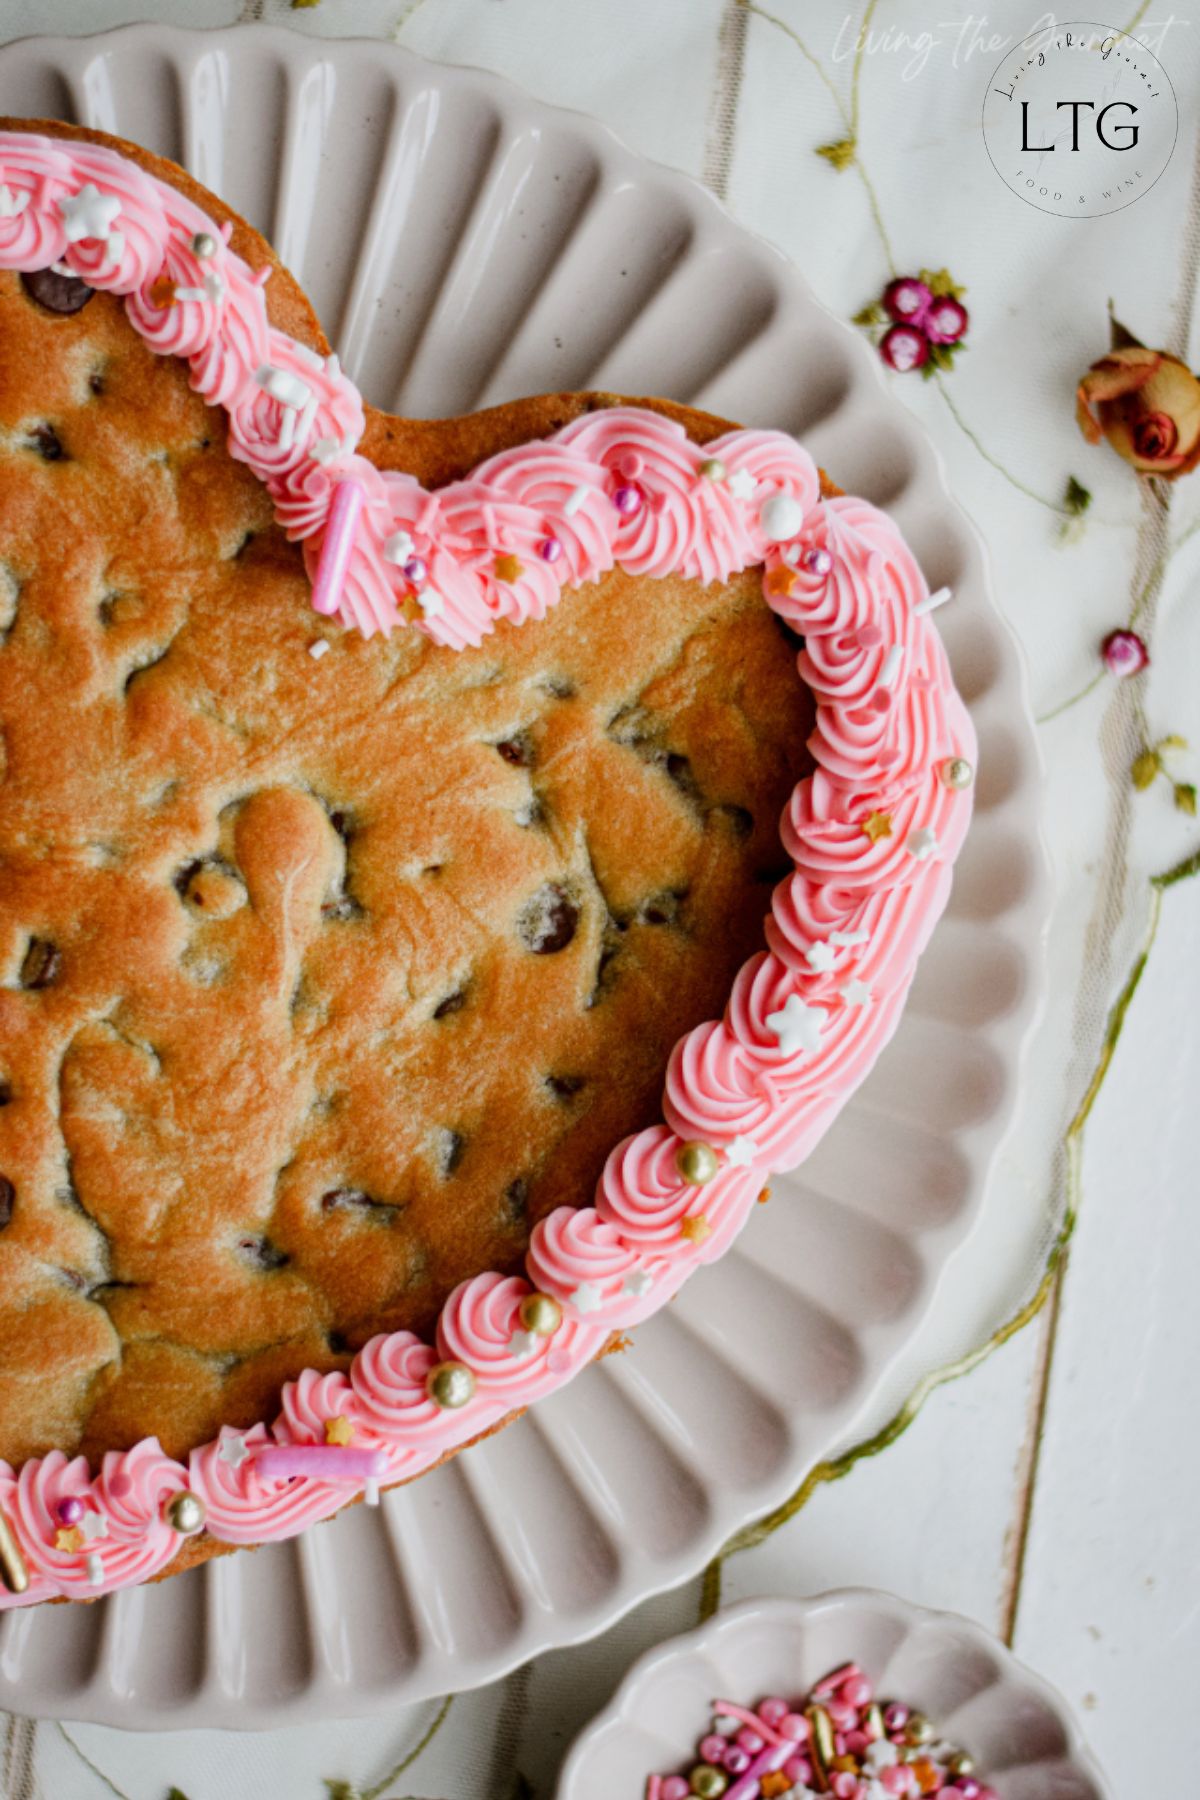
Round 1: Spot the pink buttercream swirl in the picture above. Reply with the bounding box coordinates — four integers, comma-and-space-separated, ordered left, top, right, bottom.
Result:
0, 128, 975, 1607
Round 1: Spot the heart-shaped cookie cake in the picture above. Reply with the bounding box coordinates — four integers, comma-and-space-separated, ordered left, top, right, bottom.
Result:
0, 123, 973, 1604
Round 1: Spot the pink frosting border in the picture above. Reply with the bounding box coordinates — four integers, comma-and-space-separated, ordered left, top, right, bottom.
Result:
0, 130, 975, 1604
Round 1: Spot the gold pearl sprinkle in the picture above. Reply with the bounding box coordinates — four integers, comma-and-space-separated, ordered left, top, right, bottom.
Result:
0, 1502, 28, 1595
519, 1292, 562, 1337
164, 1492, 206, 1536
426, 1361, 476, 1409
191, 231, 217, 260
946, 1750, 975, 1776
698, 457, 727, 481
905, 1712, 933, 1745
675, 1141, 719, 1185
941, 755, 974, 790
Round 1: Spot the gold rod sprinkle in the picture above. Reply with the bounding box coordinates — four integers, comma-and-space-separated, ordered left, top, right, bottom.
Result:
0, 1501, 29, 1595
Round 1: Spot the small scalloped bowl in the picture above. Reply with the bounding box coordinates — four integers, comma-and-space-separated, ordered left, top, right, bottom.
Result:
556, 1591, 1111, 1799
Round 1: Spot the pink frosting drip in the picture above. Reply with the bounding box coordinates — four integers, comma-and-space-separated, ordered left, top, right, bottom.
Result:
0, 129, 975, 1607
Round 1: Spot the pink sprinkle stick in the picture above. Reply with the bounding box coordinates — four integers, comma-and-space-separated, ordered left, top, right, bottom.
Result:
726, 1740, 793, 1800
311, 479, 366, 617
253, 1445, 387, 1484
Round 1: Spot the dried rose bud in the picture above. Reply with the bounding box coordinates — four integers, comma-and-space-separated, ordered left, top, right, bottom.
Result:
924, 294, 969, 344
882, 277, 932, 325
1077, 345, 1200, 478
879, 323, 929, 373
1102, 629, 1149, 677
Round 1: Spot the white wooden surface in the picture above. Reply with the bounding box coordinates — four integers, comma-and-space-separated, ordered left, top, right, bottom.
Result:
2, 4, 1197, 1796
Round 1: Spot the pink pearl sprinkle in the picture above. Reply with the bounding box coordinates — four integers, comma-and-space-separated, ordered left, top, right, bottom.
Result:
107, 1472, 133, 1499
613, 484, 643, 517
661, 1780, 690, 1800
832, 1774, 859, 1799
757, 1697, 789, 1727
56, 1497, 84, 1527
779, 1711, 810, 1742
699, 1736, 726, 1764
804, 546, 833, 576
828, 1699, 857, 1730
538, 536, 563, 563
956, 1781, 982, 1800
884, 1703, 909, 1730
736, 1728, 764, 1753
844, 1675, 874, 1706
723, 1746, 752, 1775
403, 555, 427, 585
880, 1769, 913, 1797
620, 452, 644, 479
844, 1728, 869, 1754
783, 1755, 812, 1784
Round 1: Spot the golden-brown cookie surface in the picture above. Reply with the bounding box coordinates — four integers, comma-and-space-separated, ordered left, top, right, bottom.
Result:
0, 263, 813, 1467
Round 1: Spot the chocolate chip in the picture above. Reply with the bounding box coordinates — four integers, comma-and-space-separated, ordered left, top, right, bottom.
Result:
665, 752, 701, 804
546, 1073, 585, 1101
772, 612, 806, 653
435, 1128, 464, 1176
711, 804, 754, 839
539, 674, 575, 699
20, 938, 60, 990
0, 1177, 13, 1230
495, 734, 532, 767
640, 889, 685, 926
20, 267, 95, 315
328, 1330, 350, 1356
328, 808, 354, 843
503, 1177, 529, 1225
27, 424, 65, 463
0, 1079, 11, 1106
89, 370, 105, 396
518, 883, 579, 954
433, 989, 467, 1019
237, 1234, 289, 1271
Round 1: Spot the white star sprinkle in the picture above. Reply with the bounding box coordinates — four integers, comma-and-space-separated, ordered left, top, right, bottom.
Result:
906, 826, 939, 861
0, 186, 29, 218
804, 940, 837, 973
59, 183, 121, 243
312, 434, 353, 467
840, 978, 872, 1008
507, 1328, 537, 1358
765, 994, 827, 1055
419, 588, 446, 619
622, 1267, 652, 1297
727, 467, 757, 501
256, 364, 311, 409
383, 529, 415, 564
725, 1134, 757, 1167
571, 1281, 603, 1314
218, 1433, 250, 1470
86, 1553, 104, 1586
79, 1510, 108, 1543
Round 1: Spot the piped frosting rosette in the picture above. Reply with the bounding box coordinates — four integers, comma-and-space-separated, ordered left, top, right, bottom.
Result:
0, 127, 976, 1606
0, 1442, 189, 1601
438, 1273, 608, 1402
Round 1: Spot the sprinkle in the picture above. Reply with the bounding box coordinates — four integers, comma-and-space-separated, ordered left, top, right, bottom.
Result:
759, 492, 805, 542
877, 644, 904, 690
102, 231, 125, 270
191, 231, 217, 260
698, 456, 727, 481
217, 1433, 250, 1469
418, 588, 446, 619
0, 185, 29, 217
727, 467, 757, 500
764, 565, 796, 597
56, 1496, 84, 1527
494, 553, 523, 583
571, 1281, 603, 1314
679, 1214, 712, 1244
402, 554, 428, 585
804, 940, 837, 972
804, 545, 833, 576
257, 364, 312, 410
324, 1415, 355, 1446
906, 826, 939, 860
86, 1553, 104, 1586
564, 484, 590, 516
312, 435, 350, 466
538, 535, 563, 563
204, 271, 225, 303
365, 1478, 380, 1507
78, 1510, 108, 1543
507, 1328, 538, 1358
0, 1503, 29, 1595
59, 182, 121, 243
253, 1445, 388, 1483
765, 993, 827, 1055
308, 639, 331, 661
613, 484, 643, 517
914, 584, 952, 615
861, 811, 893, 844
725, 1134, 757, 1167
311, 480, 366, 618
55, 1527, 84, 1553
278, 405, 297, 452
173, 284, 209, 303
830, 928, 869, 945
840, 978, 872, 1007
622, 1267, 653, 1297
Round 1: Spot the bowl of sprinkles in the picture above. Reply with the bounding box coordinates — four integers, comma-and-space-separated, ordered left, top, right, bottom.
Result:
556, 1592, 1111, 1800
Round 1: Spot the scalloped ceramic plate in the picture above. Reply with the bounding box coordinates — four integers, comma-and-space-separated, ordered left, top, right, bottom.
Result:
0, 25, 1048, 1727
558, 1591, 1112, 1799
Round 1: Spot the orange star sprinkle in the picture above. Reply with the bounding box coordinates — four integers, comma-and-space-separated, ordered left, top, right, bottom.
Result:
324, 1415, 355, 1447
765, 564, 795, 597
494, 554, 523, 583
760, 1778, 792, 1800
149, 275, 176, 309
862, 810, 893, 844
679, 1214, 713, 1245
55, 1527, 83, 1553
